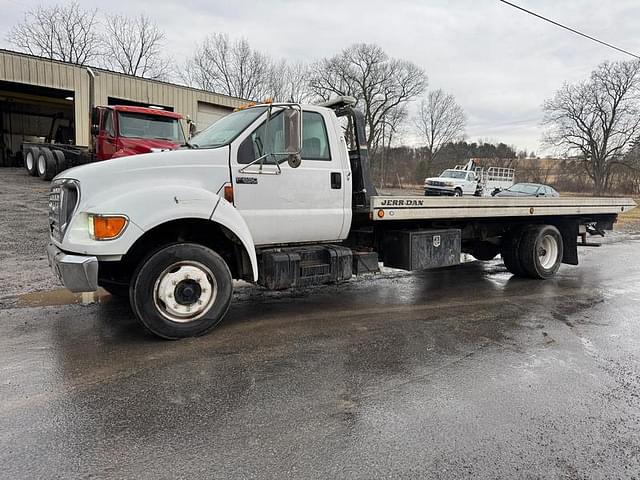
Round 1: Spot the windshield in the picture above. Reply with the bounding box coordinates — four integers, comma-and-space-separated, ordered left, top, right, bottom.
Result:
509, 184, 539, 194
118, 112, 185, 143
190, 107, 268, 148
440, 170, 468, 179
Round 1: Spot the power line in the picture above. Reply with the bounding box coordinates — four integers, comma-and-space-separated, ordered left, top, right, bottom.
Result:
498, 0, 640, 60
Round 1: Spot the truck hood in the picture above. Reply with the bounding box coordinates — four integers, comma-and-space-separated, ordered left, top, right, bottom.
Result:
425, 176, 457, 184
118, 137, 180, 154
57, 147, 231, 211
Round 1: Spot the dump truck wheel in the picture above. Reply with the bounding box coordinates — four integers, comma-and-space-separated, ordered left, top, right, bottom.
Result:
24, 147, 39, 176
52, 150, 67, 174
37, 148, 57, 181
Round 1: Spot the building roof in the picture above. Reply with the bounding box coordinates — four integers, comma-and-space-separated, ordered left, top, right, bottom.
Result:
0, 48, 248, 104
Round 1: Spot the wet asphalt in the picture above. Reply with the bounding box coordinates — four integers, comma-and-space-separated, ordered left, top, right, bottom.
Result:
1, 235, 640, 479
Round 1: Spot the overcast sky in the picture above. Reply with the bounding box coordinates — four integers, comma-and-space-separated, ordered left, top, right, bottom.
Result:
2, 0, 640, 153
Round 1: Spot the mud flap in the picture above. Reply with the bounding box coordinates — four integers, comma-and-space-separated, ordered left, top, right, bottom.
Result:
557, 221, 578, 265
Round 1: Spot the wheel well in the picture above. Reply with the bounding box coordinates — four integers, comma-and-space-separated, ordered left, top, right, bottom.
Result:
99, 218, 253, 287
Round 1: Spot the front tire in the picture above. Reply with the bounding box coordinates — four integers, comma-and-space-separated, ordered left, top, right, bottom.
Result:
130, 243, 233, 339
454, 188, 463, 197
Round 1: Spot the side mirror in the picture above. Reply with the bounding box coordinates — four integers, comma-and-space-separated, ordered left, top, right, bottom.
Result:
283, 107, 302, 168
264, 105, 302, 168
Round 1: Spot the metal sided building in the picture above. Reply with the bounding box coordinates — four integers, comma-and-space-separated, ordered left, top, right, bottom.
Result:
0, 49, 245, 166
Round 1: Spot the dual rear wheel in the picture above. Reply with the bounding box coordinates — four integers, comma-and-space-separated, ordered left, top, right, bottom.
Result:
501, 225, 564, 279
24, 146, 67, 180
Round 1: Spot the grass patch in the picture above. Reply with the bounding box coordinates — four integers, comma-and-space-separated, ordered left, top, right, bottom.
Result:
618, 198, 640, 226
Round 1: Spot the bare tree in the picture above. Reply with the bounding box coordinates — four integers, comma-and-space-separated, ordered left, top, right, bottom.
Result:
379, 105, 407, 186
7, 2, 100, 65
543, 60, 640, 194
414, 89, 466, 172
309, 43, 426, 155
184, 34, 273, 100
102, 14, 171, 79
267, 60, 313, 103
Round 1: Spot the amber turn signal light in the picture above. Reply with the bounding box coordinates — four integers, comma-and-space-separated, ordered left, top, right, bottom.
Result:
377, 209, 385, 218
223, 183, 234, 204
89, 215, 128, 240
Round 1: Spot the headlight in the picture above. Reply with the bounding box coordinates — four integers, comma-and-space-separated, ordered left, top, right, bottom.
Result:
88, 214, 128, 240
446, 181, 455, 187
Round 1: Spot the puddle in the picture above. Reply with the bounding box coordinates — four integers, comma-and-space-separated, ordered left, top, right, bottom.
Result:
16, 288, 113, 308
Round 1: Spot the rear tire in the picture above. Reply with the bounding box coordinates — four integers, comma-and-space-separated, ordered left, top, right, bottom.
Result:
37, 147, 56, 180
24, 147, 39, 176
52, 149, 67, 174
501, 227, 529, 277
130, 243, 233, 339
519, 225, 563, 279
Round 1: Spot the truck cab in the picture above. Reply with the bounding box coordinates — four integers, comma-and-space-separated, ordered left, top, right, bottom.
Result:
92, 106, 186, 160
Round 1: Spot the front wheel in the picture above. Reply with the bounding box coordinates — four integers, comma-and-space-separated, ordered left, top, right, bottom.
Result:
130, 243, 233, 339
453, 188, 463, 197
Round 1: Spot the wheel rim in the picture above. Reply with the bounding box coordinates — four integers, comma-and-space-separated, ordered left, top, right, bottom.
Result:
153, 261, 218, 323
26, 152, 33, 170
538, 234, 559, 269
455, 191, 462, 197
37, 155, 46, 176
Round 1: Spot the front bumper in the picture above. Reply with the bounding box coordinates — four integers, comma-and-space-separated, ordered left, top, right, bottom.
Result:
47, 242, 98, 292
424, 187, 456, 196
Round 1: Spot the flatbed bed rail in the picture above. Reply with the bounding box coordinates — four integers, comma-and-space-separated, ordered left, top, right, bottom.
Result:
371, 196, 637, 221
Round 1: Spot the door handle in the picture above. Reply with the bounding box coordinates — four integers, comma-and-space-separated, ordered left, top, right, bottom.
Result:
331, 172, 342, 189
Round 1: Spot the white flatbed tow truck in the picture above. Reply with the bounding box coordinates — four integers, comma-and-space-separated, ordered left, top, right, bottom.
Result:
371, 196, 634, 220
46, 97, 637, 339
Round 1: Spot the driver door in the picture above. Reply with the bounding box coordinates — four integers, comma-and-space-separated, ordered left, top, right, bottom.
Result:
96, 109, 117, 160
230, 109, 347, 246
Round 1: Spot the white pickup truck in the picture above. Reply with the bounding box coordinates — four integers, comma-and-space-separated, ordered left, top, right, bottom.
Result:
424, 163, 515, 197
46, 97, 636, 339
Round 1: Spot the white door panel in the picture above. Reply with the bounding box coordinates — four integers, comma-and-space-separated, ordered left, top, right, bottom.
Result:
230, 108, 348, 246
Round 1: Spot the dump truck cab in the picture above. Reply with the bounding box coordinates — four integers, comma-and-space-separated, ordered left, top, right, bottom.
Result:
91, 105, 186, 160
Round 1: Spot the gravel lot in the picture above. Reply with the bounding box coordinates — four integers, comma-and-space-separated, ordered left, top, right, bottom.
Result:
0, 168, 56, 301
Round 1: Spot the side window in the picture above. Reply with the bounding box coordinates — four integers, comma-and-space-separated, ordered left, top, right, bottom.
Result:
302, 111, 331, 160
103, 110, 115, 137
237, 110, 332, 164
238, 112, 285, 164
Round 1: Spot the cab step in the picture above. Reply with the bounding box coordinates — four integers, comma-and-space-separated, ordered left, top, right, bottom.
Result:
257, 245, 352, 290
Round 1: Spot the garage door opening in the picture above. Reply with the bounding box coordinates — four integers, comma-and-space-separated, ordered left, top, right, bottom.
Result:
0, 80, 75, 167
197, 101, 232, 133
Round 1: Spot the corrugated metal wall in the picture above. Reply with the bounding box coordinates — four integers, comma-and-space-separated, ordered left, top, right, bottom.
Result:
0, 49, 245, 146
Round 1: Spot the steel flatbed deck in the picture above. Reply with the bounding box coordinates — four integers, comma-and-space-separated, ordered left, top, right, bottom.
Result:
370, 196, 637, 221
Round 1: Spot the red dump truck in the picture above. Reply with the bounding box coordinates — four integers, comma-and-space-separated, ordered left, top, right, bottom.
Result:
23, 105, 187, 180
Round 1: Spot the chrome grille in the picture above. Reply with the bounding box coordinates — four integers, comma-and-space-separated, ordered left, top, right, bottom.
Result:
49, 181, 62, 241
48, 179, 79, 242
